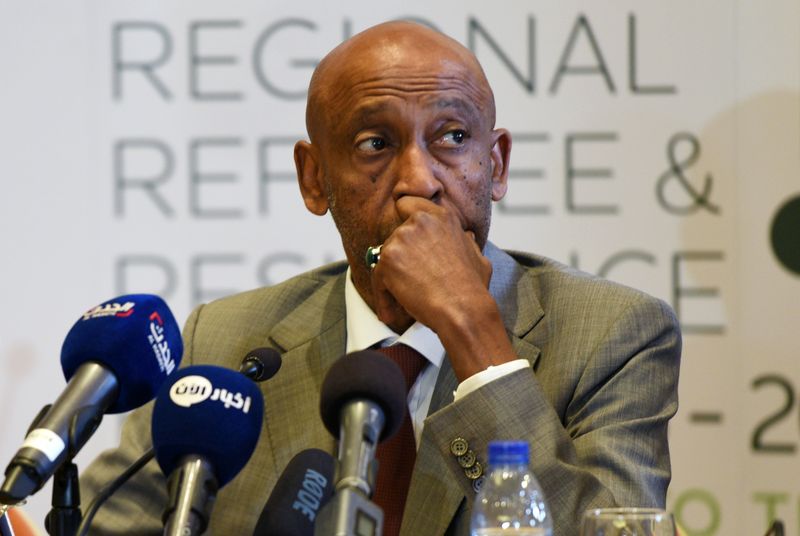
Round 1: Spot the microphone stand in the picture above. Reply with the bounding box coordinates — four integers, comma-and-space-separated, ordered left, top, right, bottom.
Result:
44, 401, 107, 536
9, 402, 83, 536
45, 461, 81, 536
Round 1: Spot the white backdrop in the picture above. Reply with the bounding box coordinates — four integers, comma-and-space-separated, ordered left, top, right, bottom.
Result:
1, 2, 799, 534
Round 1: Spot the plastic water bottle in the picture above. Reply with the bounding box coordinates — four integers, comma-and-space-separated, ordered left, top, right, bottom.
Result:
470, 440, 553, 536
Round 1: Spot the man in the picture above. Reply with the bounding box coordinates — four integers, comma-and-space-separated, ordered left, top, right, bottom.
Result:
81, 21, 680, 535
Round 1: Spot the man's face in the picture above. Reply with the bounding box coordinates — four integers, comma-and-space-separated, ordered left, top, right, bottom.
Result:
296, 25, 510, 302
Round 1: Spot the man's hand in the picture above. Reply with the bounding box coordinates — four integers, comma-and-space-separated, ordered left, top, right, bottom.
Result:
371, 196, 490, 328
370, 197, 517, 381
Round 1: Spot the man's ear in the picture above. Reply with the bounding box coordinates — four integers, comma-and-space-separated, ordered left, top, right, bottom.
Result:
488, 128, 512, 201
294, 140, 329, 215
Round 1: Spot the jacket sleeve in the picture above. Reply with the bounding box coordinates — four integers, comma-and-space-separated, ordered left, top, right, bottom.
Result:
424, 295, 681, 536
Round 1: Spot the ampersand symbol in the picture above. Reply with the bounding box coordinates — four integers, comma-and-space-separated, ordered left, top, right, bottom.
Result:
656, 132, 720, 215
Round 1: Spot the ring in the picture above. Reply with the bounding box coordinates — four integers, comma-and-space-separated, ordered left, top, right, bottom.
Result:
365, 245, 382, 269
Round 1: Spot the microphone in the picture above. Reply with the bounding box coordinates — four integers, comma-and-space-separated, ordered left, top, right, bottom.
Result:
0, 294, 182, 504
77, 348, 283, 536
152, 365, 264, 536
252, 449, 334, 536
315, 350, 407, 536
239, 347, 282, 382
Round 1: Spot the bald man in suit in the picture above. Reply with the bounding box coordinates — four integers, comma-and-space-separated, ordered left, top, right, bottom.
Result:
80, 21, 680, 536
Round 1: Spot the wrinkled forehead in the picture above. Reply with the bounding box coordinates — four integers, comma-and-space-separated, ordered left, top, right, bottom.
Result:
306, 23, 496, 139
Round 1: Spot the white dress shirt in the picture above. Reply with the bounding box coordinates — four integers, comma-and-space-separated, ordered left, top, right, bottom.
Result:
344, 268, 528, 448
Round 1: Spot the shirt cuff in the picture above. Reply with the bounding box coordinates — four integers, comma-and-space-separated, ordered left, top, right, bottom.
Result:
453, 359, 530, 401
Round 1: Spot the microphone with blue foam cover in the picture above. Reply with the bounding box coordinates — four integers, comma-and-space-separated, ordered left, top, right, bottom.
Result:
152, 365, 264, 536
0, 294, 182, 504
76, 348, 281, 536
61, 293, 182, 413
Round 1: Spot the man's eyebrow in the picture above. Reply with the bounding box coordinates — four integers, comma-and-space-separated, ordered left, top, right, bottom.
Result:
435, 97, 469, 109
434, 97, 482, 122
350, 102, 391, 126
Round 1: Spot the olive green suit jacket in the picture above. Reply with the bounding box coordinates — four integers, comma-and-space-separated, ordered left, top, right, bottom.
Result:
81, 243, 681, 536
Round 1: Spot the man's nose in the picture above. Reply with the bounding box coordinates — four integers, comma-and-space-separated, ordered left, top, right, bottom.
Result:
392, 143, 443, 201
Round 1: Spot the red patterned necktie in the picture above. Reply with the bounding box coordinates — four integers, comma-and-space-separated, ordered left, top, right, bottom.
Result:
372, 343, 428, 536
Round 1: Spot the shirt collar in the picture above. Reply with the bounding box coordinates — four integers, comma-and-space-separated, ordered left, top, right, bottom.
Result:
344, 267, 444, 368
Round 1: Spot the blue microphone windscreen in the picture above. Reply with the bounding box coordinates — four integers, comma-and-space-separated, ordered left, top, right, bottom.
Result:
253, 448, 334, 536
60, 294, 183, 413
151, 365, 264, 487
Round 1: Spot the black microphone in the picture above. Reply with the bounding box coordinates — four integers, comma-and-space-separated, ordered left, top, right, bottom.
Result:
253, 449, 335, 536
240, 347, 282, 382
314, 350, 407, 536
0, 295, 182, 504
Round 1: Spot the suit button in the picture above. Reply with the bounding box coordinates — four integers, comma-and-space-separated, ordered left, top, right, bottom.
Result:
464, 461, 483, 480
450, 437, 469, 457
457, 450, 477, 468
472, 475, 486, 493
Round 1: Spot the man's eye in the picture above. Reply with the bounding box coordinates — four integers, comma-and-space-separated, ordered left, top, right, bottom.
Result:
441, 130, 468, 145
356, 137, 387, 152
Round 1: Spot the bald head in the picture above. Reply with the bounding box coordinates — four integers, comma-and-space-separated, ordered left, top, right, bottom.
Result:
305, 21, 496, 143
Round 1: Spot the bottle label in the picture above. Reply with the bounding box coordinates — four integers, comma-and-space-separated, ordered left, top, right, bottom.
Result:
22, 428, 65, 462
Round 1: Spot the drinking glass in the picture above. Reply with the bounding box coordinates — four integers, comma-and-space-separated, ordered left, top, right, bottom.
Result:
581, 508, 675, 536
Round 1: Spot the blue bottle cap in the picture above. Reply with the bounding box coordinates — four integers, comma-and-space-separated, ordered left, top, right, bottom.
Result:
487, 440, 529, 465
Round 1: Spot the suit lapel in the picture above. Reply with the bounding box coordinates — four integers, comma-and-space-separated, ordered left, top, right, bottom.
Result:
486, 242, 545, 357
259, 273, 348, 472
402, 243, 545, 535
